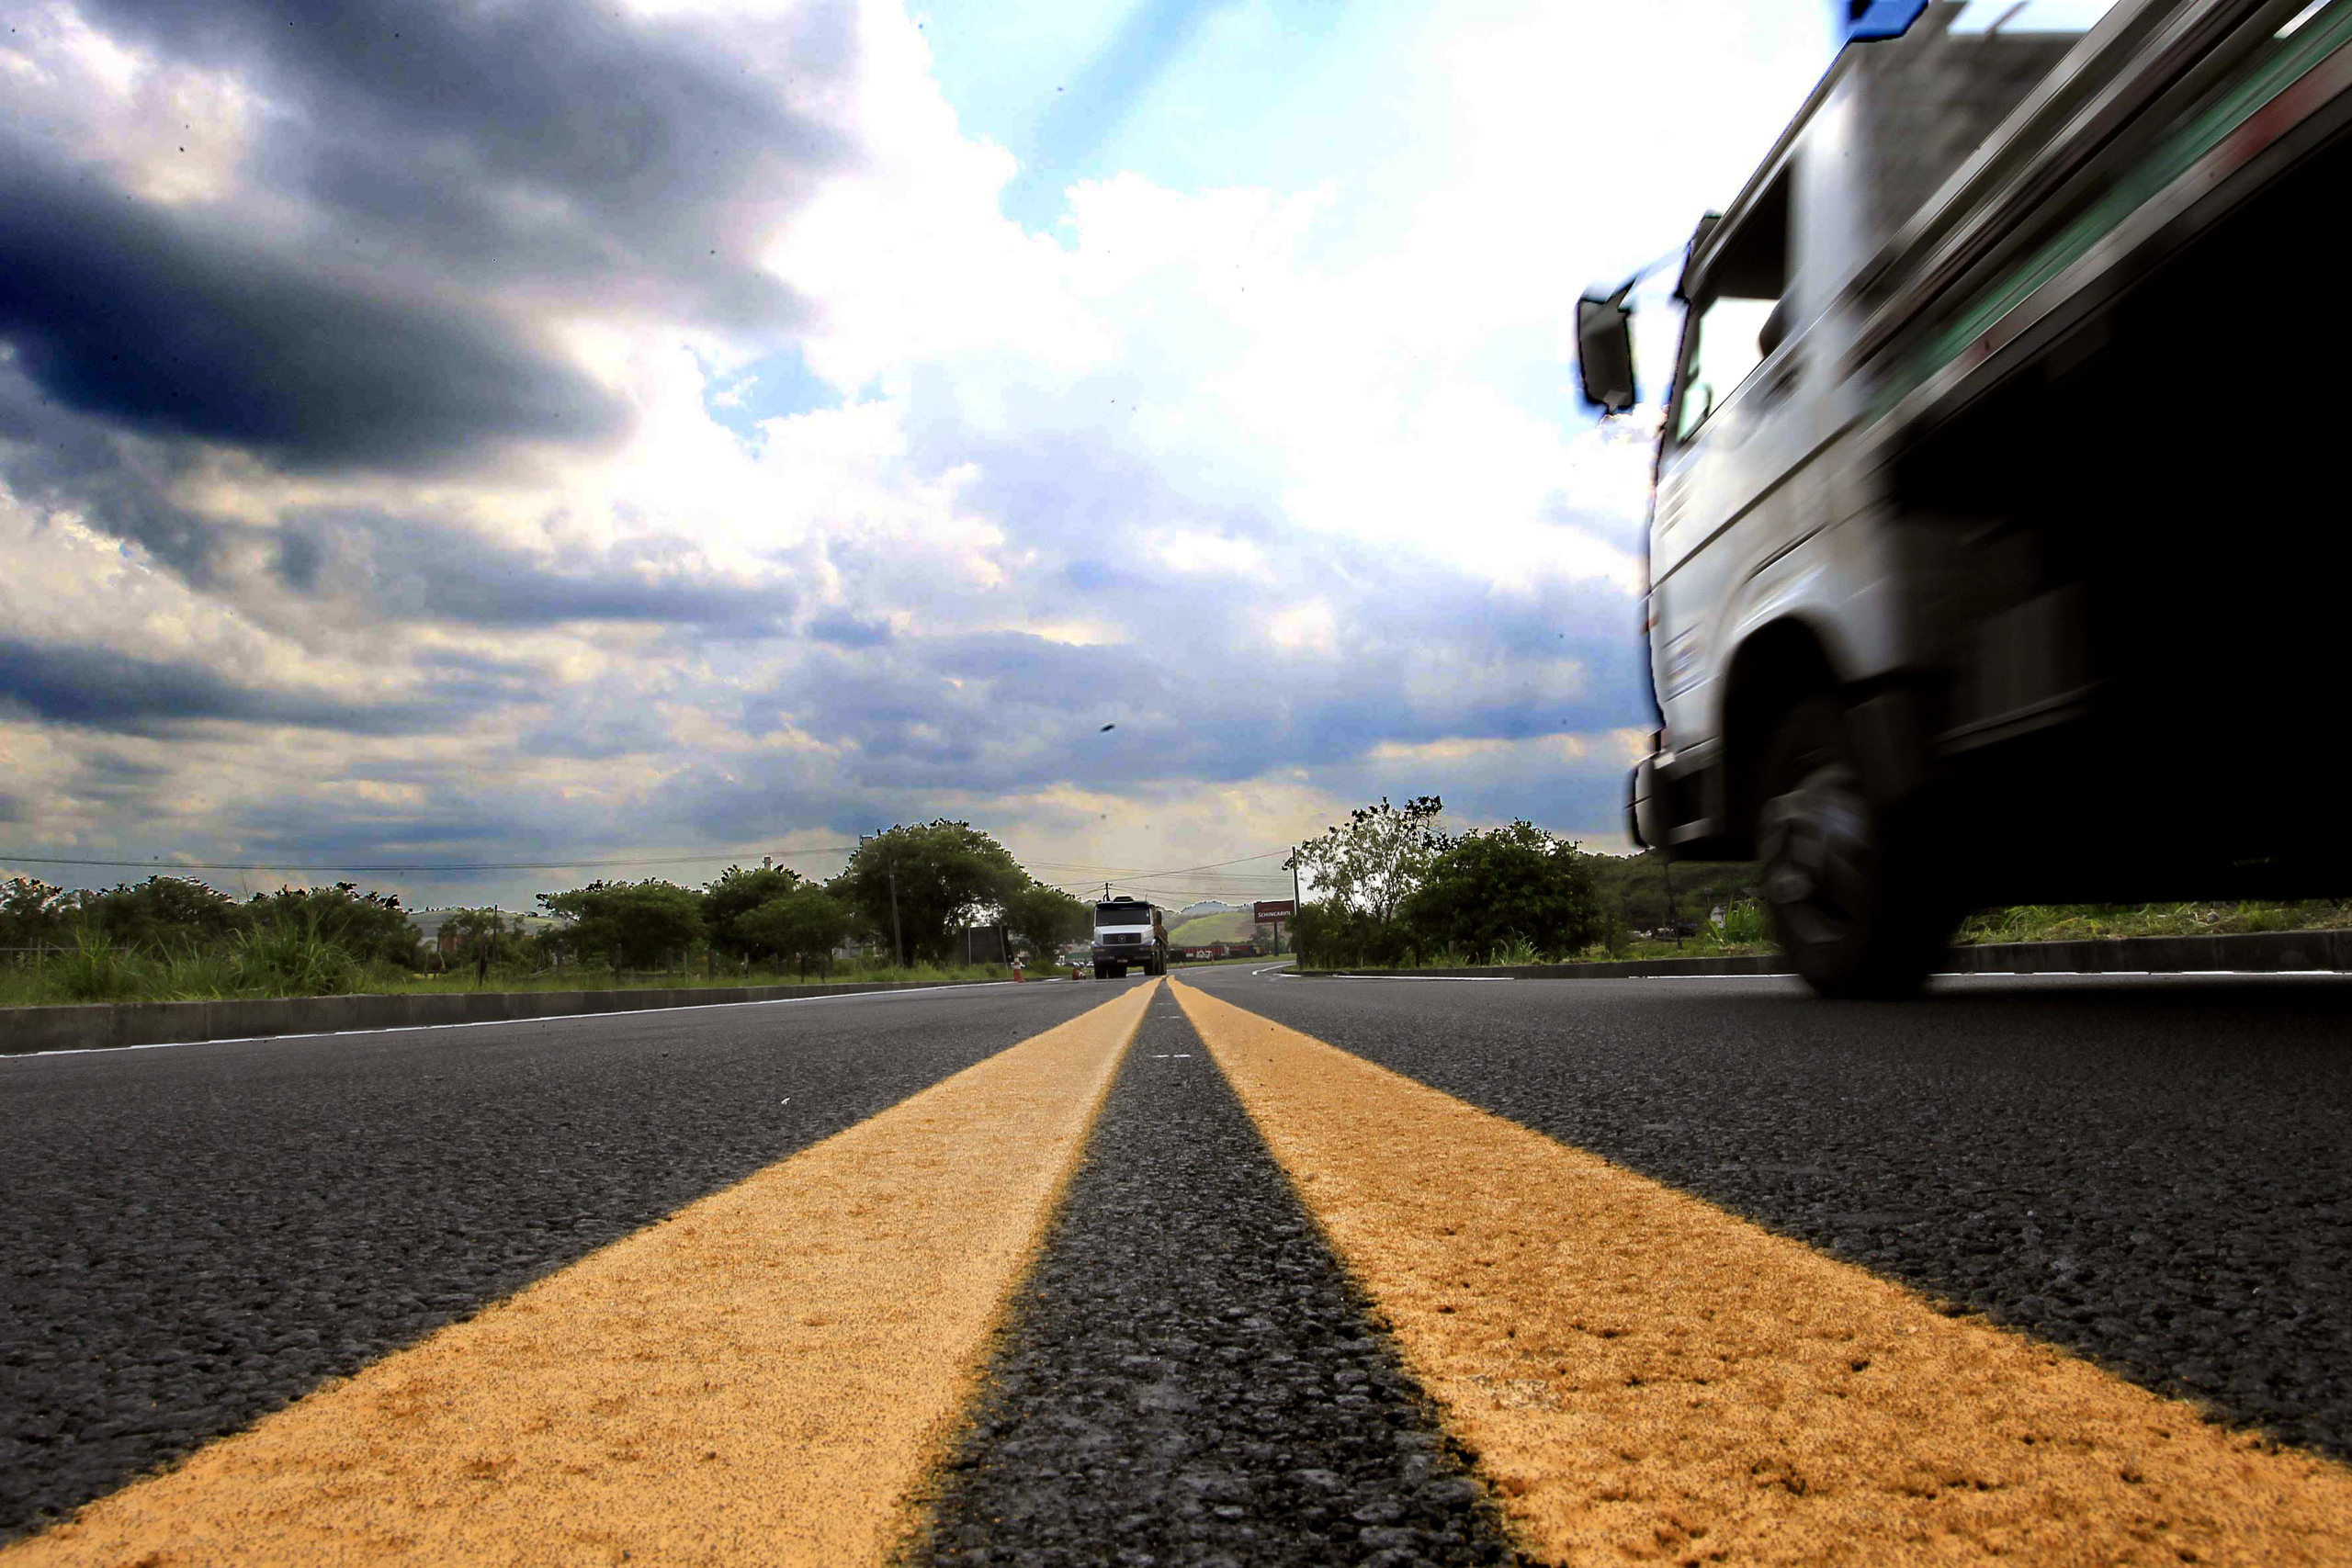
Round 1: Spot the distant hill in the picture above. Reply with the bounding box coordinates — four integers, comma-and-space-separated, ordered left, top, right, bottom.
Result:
1168, 909, 1260, 946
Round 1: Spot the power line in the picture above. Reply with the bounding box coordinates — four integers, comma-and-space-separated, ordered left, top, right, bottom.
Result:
1023, 851, 1292, 878
1045, 846, 1295, 894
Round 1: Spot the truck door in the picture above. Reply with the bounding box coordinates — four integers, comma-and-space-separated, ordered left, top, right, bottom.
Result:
1653, 161, 1831, 765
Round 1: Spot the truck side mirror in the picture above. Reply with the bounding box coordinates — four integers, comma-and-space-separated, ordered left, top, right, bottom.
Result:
1577, 283, 1637, 414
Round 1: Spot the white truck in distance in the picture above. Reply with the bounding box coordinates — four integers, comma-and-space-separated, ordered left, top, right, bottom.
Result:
1579, 0, 2352, 996
1091, 898, 1169, 978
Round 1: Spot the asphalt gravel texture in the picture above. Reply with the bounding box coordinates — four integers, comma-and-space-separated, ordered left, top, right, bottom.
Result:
919, 984, 1520, 1568
1184, 966, 2352, 1461
0, 981, 1116, 1544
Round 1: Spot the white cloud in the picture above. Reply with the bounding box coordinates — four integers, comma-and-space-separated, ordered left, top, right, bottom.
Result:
3, 0, 1838, 892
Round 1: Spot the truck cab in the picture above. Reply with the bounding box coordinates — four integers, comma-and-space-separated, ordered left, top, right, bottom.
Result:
1091, 897, 1168, 978
1582, 0, 2352, 994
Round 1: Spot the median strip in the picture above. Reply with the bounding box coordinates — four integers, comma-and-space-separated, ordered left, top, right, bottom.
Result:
6, 980, 1158, 1568
1170, 978, 2352, 1565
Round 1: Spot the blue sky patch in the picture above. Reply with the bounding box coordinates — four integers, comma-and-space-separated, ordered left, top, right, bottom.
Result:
698, 344, 842, 437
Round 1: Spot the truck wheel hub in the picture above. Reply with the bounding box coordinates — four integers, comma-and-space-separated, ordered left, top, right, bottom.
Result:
1759, 761, 1872, 942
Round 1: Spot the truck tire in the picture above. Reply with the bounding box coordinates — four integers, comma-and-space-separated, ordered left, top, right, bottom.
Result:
1092, 963, 1108, 980
1755, 695, 1951, 998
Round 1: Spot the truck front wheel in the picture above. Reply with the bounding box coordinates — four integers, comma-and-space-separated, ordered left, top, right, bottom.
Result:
1755, 695, 1951, 998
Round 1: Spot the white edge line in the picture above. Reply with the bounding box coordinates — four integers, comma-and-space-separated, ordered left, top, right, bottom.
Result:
6, 980, 1035, 1059
1333, 974, 1516, 983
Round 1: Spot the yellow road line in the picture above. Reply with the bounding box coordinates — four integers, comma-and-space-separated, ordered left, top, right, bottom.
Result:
10, 982, 1159, 1568
1170, 979, 2352, 1566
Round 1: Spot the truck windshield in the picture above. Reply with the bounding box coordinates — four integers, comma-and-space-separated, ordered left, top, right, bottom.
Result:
1096, 906, 1151, 927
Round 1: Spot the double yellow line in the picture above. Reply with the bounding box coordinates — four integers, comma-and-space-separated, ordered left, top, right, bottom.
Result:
11, 984, 1156, 1568
16, 977, 2352, 1565
1172, 982, 2352, 1566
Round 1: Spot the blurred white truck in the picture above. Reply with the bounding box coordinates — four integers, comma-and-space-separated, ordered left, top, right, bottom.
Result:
1091, 897, 1168, 978
1580, 0, 2352, 994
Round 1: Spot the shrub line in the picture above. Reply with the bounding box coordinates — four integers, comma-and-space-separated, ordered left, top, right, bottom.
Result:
1301, 928, 2352, 982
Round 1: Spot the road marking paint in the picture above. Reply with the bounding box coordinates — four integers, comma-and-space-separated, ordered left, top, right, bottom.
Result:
1333, 974, 1516, 983
1170, 979, 2352, 1566
8, 981, 1159, 1568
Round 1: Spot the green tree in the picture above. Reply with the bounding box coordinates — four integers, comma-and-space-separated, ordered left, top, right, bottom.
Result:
735, 886, 854, 977
701, 864, 807, 963
0, 876, 72, 951
1290, 795, 1448, 965
434, 907, 527, 969
1001, 882, 1091, 960
829, 821, 1028, 965
1397, 821, 1604, 961
537, 880, 706, 972
78, 875, 249, 953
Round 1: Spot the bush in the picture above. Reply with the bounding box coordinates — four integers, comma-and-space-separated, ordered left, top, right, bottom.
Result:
232, 919, 360, 997
1396, 821, 1603, 963
735, 886, 854, 976
51, 931, 140, 1002
537, 880, 706, 972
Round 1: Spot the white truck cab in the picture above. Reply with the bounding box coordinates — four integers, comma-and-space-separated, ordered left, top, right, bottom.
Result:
1091, 897, 1168, 978
1581, 0, 2352, 994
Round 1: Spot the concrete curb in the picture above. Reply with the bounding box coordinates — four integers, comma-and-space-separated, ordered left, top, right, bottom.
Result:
0, 976, 1022, 1055
1301, 929, 2352, 983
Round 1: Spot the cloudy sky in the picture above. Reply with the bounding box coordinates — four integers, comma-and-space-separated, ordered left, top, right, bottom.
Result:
0, 0, 1837, 913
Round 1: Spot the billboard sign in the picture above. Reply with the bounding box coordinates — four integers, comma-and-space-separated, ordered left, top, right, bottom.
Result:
1252, 900, 1296, 923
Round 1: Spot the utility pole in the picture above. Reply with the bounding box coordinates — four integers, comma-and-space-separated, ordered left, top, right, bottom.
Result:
861, 830, 906, 969
888, 852, 904, 969
1290, 846, 1303, 959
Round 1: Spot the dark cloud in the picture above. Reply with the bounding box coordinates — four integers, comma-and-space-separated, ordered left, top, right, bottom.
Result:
807, 610, 893, 649
0, 638, 443, 737
518, 710, 673, 761
0, 168, 630, 473
1, 0, 861, 487
0, 369, 232, 581
62, 0, 852, 332
275, 508, 796, 632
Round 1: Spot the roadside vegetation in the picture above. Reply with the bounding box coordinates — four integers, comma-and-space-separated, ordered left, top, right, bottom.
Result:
1287, 800, 2352, 970
0, 820, 1095, 1009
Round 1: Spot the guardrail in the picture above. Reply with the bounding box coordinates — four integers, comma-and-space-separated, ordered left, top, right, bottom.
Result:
0, 976, 1017, 1055
1299, 929, 2352, 982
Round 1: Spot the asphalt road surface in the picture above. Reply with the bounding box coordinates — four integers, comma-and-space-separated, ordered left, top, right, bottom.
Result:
0, 982, 1112, 1541
1179, 965, 2352, 1461
6, 965, 2351, 1562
